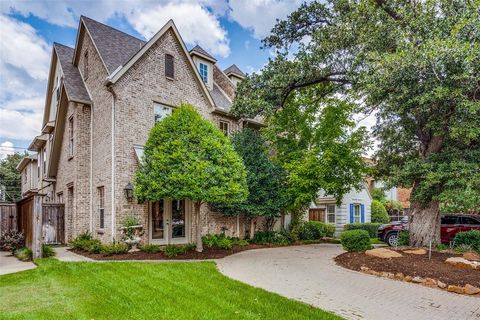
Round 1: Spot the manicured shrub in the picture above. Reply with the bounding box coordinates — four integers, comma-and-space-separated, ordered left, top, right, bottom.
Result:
436, 243, 448, 251
14, 247, 32, 261
324, 224, 336, 238
140, 244, 161, 253
251, 231, 291, 245
344, 223, 381, 238
298, 221, 325, 240
340, 230, 371, 252
202, 234, 248, 249
101, 242, 129, 255
454, 230, 480, 252
398, 230, 410, 246
42, 244, 55, 257
0, 230, 25, 253
87, 240, 103, 254
77, 231, 93, 241
164, 244, 195, 257
371, 200, 390, 224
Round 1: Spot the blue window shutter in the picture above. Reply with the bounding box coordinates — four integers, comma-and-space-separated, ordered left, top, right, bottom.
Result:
349, 204, 354, 223
361, 204, 365, 223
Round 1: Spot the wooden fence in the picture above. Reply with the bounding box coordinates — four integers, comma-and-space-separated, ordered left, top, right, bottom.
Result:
3, 196, 65, 258
0, 203, 17, 235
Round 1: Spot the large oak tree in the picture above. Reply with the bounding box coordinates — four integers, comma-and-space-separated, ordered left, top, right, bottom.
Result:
232, 0, 480, 246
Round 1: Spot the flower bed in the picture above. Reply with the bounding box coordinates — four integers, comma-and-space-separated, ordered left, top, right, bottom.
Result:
335, 248, 480, 296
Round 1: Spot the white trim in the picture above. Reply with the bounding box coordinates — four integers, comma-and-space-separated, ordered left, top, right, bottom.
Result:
110, 90, 116, 241
105, 20, 215, 108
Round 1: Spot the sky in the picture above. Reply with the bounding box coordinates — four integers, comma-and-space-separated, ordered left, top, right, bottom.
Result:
0, 0, 376, 160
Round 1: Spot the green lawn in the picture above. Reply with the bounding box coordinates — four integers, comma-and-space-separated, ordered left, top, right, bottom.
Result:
370, 238, 385, 245
0, 259, 341, 320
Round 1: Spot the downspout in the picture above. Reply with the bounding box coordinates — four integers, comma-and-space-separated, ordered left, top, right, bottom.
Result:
89, 102, 94, 234
107, 86, 116, 242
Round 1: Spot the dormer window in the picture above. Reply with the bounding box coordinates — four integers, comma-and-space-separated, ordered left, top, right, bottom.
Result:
199, 63, 208, 83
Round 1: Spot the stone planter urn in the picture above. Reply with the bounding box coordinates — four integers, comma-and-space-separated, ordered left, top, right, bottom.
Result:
120, 225, 143, 252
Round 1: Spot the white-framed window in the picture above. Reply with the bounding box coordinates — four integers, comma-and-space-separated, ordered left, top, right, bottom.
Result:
199, 62, 208, 83
219, 121, 229, 136
154, 103, 172, 123
327, 204, 336, 223
354, 204, 361, 223
43, 147, 47, 176
98, 187, 105, 229
68, 116, 74, 157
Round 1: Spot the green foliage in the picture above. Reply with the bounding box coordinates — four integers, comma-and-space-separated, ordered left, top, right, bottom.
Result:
340, 230, 372, 252
262, 93, 369, 213
42, 245, 55, 258
101, 242, 129, 255
163, 244, 195, 257
454, 231, 480, 252
135, 104, 248, 205
202, 234, 247, 249
140, 244, 161, 253
70, 233, 102, 253
232, 0, 480, 242
121, 215, 141, 240
398, 231, 410, 246
0, 153, 25, 202
76, 231, 92, 241
324, 224, 336, 238
250, 231, 292, 246
212, 129, 287, 226
298, 221, 327, 240
14, 247, 32, 261
436, 243, 448, 251
0, 230, 24, 253
344, 223, 381, 238
371, 200, 389, 224
371, 188, 386, 202
383, 200, 403, 215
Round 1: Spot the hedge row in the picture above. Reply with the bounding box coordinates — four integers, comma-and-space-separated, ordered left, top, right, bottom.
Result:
343, 223, 381, 238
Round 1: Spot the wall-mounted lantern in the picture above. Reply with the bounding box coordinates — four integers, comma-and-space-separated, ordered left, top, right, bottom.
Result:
124, 182, 134, 202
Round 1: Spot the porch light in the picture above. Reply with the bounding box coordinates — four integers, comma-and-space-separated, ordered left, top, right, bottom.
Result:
124, 182, 134, 202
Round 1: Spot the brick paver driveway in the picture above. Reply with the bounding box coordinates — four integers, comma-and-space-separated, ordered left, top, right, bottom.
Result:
217, 244, 480, 320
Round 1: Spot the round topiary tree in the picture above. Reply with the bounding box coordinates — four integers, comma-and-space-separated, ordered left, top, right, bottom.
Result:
371, 200, 389, 224
134, 104, 248, 252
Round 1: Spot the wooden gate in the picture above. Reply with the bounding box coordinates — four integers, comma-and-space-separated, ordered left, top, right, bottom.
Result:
42, 204, 65, 244
309, 208, 326, 222
0, 203, 17, 235
17, 196, 34, 248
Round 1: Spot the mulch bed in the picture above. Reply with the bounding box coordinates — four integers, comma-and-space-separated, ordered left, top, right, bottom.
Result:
71, 243, 288, 261
335, 250, 480, 287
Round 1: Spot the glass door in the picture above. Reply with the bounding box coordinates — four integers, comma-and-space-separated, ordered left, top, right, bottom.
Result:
171, 200, 186, 242
151, 200, 166, 243
150, 199, 189, 244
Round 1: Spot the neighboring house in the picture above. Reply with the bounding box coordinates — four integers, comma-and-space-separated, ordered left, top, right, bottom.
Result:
17, 16, 262, 244
15, 154, 39, 197
306, 184, 372, 236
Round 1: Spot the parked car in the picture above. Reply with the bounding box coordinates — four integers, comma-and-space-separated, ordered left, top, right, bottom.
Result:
378, 214, 480, 246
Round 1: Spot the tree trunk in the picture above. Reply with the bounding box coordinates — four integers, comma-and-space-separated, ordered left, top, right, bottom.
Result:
409, 200, 441, 247
194, 202, 203, 252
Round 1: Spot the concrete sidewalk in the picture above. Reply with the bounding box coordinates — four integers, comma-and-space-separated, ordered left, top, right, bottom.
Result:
0, 251, 36, 275
54, 247, 93, 261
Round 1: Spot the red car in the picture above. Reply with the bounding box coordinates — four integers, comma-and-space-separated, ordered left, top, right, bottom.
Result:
378, 214, 480, 246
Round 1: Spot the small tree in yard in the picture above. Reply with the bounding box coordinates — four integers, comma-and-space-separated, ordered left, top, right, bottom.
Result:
134, 105, 248, 252
371, 200, 389, 224
212, 129, 287, 237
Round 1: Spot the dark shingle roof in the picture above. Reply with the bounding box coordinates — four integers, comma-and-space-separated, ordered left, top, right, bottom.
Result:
81, 16, 145, 74
210, 83, 232, 111
54, 43, 91, 103
190, 45, 217, 62
224, 64, 245, 78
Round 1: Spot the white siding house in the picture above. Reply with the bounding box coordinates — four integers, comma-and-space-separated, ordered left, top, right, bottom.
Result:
306, 184, 372, 236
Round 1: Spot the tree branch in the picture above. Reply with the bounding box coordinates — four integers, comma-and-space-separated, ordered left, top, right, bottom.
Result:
373, 0, 404, 22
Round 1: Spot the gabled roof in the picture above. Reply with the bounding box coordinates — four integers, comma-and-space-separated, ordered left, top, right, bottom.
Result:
190, 45, 217, 63
78, 16, 145, 74
210, 83, 232, 111
54, 43, 91, 104
16, 154, 37, 172
224, 64, 245, 78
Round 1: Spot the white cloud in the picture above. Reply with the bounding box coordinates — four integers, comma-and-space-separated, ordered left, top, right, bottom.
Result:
0, 141, 14, 159
228, 0, 304, 39
0, 14, 49, 141
127, 2, 230, 57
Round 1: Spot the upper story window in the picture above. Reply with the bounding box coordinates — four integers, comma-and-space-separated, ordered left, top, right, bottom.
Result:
219, 121, 229, 136
165, 54, 174, 79
199, 62, 208, 83
154, 103, 172, 123
327, 204, 335, 224
68, 116, 74, 157
83, 50, 89, 80
43, 147, 47, 176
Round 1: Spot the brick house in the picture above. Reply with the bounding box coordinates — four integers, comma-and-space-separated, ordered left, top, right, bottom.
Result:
18, 16, 261, 245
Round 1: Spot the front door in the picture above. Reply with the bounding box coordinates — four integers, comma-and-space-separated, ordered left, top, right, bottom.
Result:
150, 199, 189, 245
309, 208, 326, 222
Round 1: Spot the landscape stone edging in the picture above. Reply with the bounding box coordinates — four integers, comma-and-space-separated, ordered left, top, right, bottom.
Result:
359, 266, 480, 297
